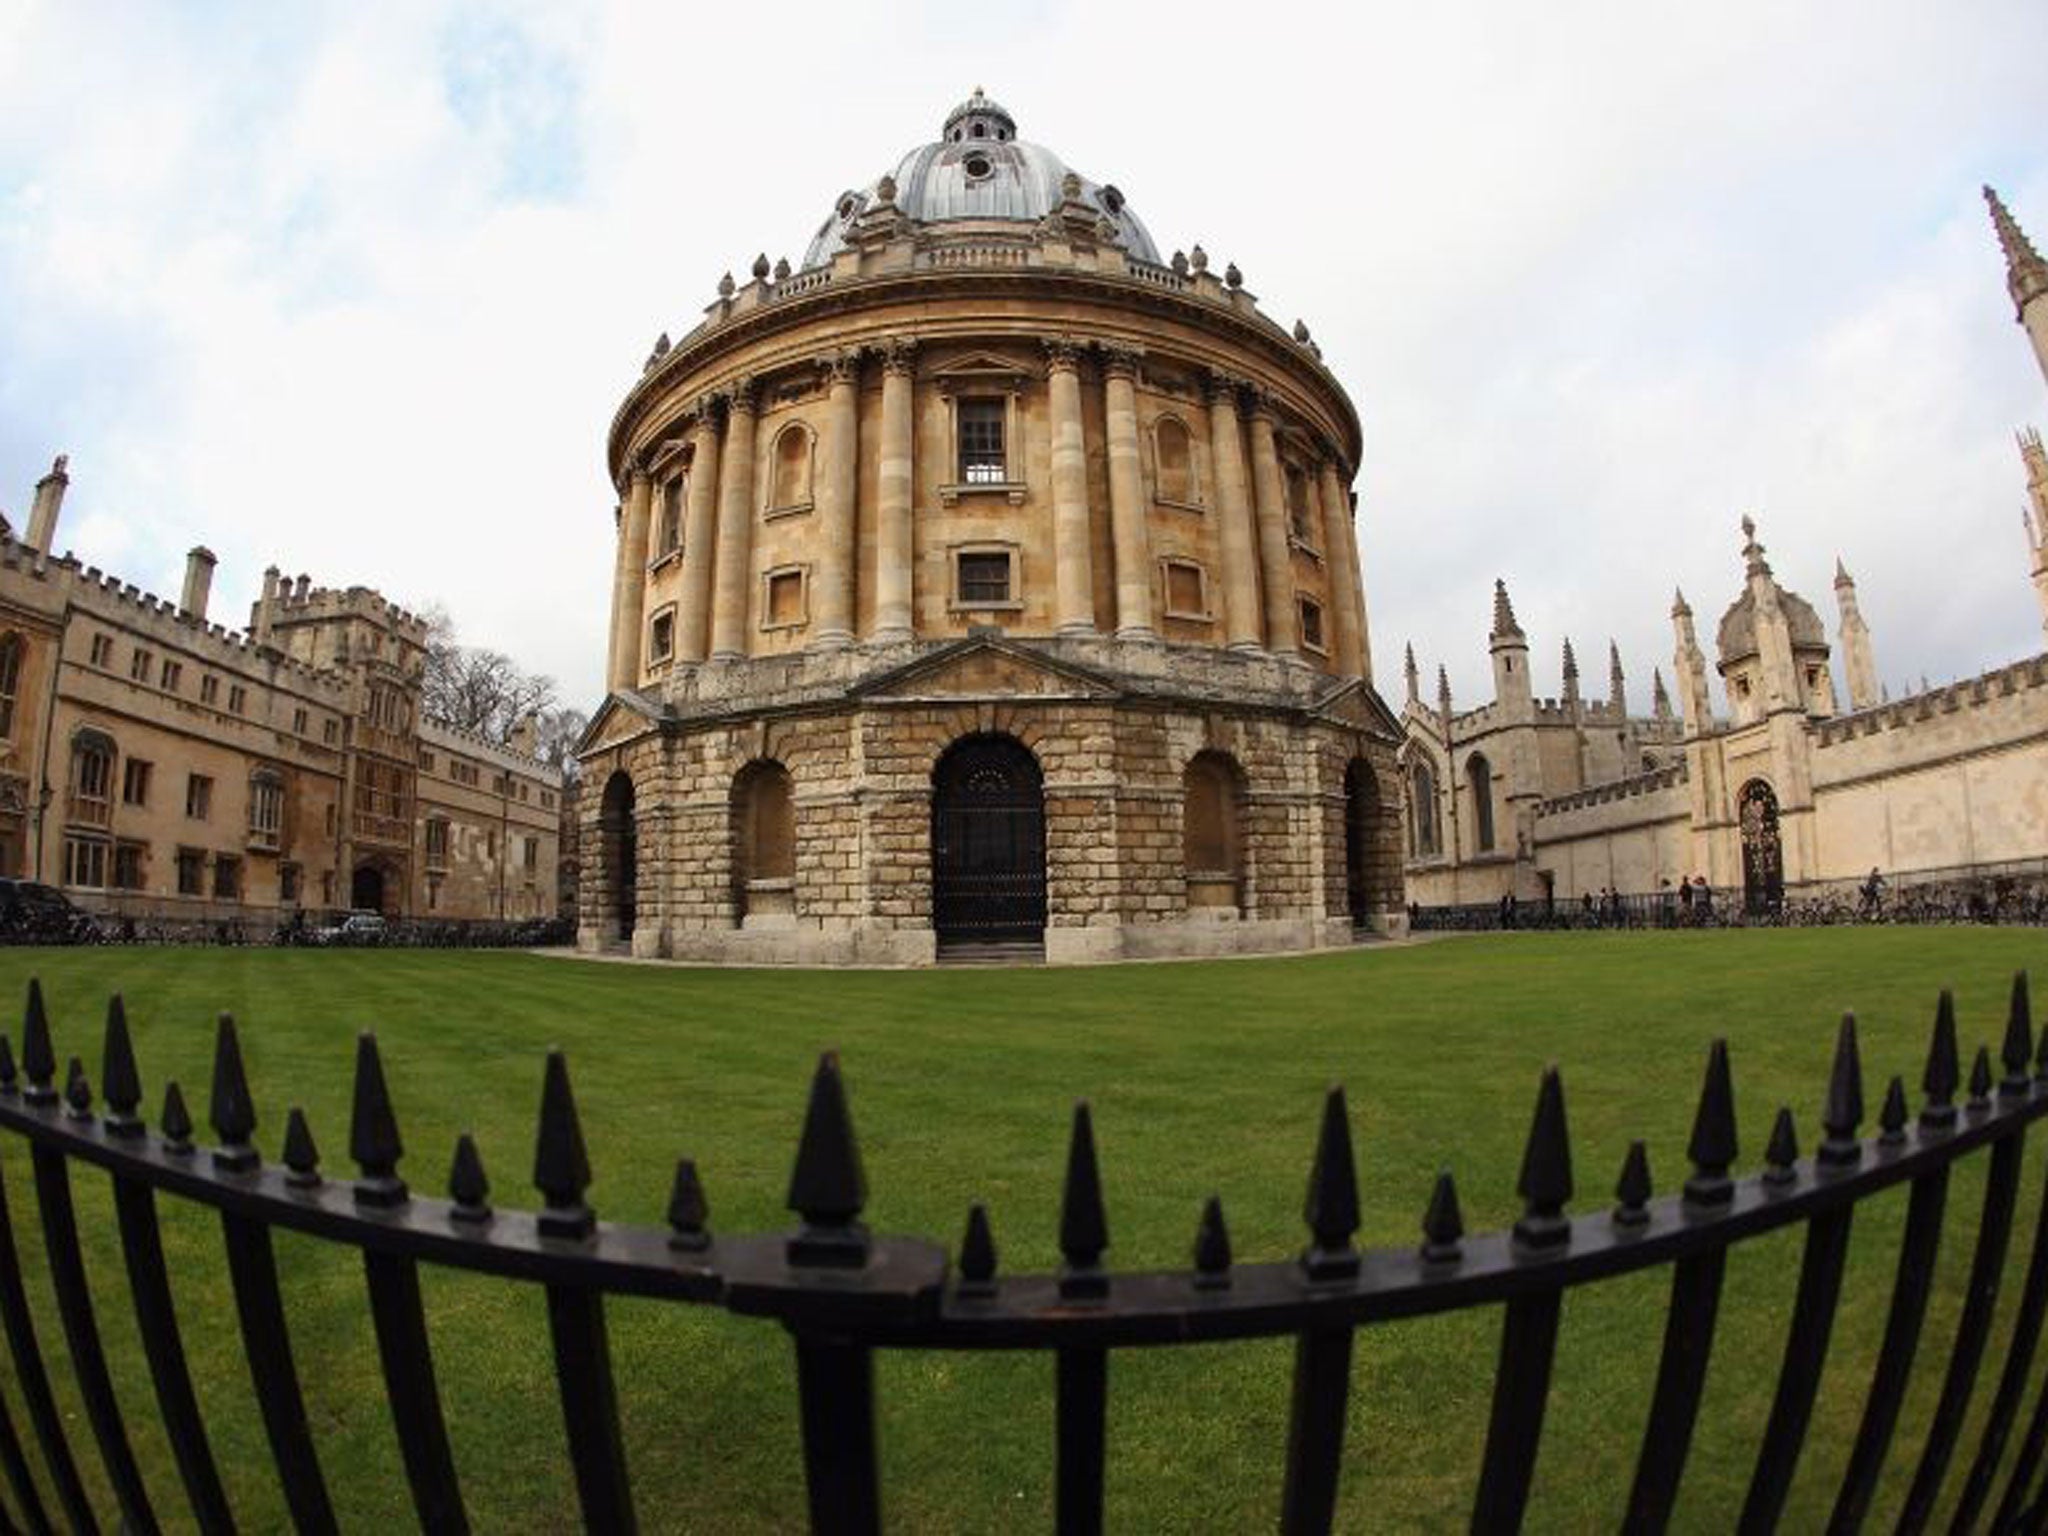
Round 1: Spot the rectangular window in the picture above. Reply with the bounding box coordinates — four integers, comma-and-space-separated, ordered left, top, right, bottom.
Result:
227, 685, 246, 714
425, 819, 449, 867
160, 659, 182, 692
292, 707, 308, 734
200, 674, 219, 704
89, 634, 114, 668
122, 758, 152, 807
765, 570, 805, 628
523, 835, 539, 870
486, 831, 497, 860
186, 773, 213, 820
213, 856, 240, 901
418, 749, 436, 771
649, 609, 675, 663
176, 848, 205, 896
1164, 561, 1207, 620
542, 789, 555, 809
324, 803, 337, 836
63, 837, 107, 889
957, 551, 1012, 605
957, 399, 1005, 483
323, 719, 338, 745
1298, 596, 1326, 653
280, 863, 301, 902
113, 841, 146, 891
129, 648, 152, 682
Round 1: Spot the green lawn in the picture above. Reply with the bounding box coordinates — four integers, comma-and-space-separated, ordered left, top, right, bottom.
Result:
0, 931, 2042, 1532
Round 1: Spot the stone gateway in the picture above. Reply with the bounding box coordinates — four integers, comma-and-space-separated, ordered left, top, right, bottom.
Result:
578, 93, 1402, 963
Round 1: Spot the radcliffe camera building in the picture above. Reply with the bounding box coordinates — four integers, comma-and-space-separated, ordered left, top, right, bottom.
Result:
0, 464, 561, 925
579, 93, 1401, 963
1399, 187, 2048, 913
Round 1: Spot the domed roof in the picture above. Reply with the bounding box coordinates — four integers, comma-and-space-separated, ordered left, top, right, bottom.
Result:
800, 91, 1161, 272
1715, 519, 1828, 663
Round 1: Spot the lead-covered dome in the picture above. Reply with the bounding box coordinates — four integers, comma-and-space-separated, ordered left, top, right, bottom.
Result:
801, 89, 1160, 271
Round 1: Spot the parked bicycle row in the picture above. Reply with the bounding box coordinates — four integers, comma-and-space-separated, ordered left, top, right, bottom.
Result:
1411, 872, 2048, 932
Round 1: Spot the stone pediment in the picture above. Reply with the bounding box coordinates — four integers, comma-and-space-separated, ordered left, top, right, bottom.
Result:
930, 351, 1034, 389
849, 637, 1123, 702
1310, 677, 1403, 739
576, 690, 669, 756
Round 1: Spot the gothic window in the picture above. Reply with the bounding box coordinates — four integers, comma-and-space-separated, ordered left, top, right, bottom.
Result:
0, 633, 21, 739
1409, 759, 1441, 858
768, 424, 813, 512
957, 399, 1005, 484
249, 771, 283, 846
425, 817, 450, 868
1153, 417, 1196, 504
69, 732, 114, 828
1468, 752, 1495, 853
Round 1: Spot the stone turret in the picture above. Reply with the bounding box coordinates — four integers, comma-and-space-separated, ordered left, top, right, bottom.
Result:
1487, 579, 1532, 715
25, 455, 68, 556
1671, 587, 1712, 737
1833, 558, 1880, 711
2022, 426, 2048, 639
1987, 186, 2048, 390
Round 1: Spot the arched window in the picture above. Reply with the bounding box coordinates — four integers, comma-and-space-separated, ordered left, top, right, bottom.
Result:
1467, 753, 1495, 852
248, 768, 284, 849
1182, 751, 1244, 910
1409, 758, 1440, 858
658, 474, 684, 556
69, 729, 114, 827
0, 633, 20, 739
1154, 417, 1195, 503
769, 424, 813, 512
733, 760, 796, 920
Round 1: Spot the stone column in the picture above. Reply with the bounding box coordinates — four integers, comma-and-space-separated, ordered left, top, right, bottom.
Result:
1317, 456, 1369, 679
1246, 394, 1298, 658
1101, 345, 1155, 640
607, 465, 653, 692
1205, 375, 1262, 652
871, 339, 917, 642
677, 406, 723, 663
709, 378, 758, 662
813, 350, 861, 650
1046, 337, 1097, 636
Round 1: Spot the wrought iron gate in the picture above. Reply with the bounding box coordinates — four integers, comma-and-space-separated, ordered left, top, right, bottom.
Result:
931, 735, 1046, 942
1740, 778, 1783, 917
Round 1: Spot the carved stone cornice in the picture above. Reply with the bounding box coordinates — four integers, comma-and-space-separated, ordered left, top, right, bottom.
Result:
1098, 343, 1142, 380
724, 375, 759, 415
1042, 334, 1084, 372
1202, 370, 1247, 409
1240, 384, 1277, 422
880, 337, 919, 378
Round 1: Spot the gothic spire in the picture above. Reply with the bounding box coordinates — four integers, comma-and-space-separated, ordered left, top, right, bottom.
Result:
1436, 664, 1453, 721
1834, 557, 1853, 588
1986, 185, 2048, 317
1671, 586, 1692, 619
1607, 640, 1626, 712
1561, 636, 1579, 682
1651, 668, 1672, 721
1404, 642, 1420, 706
1490, 578, 1523, 641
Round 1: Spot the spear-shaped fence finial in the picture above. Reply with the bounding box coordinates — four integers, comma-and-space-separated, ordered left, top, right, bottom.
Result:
101, 995, 143, 1138
958, 1203, 998, 1297
1818, 1014, 1863, 1168
1301, 1085, 1362, 1279
161, 1081, 194, 1154
667, 1159, 710, 1253
785, 1051, 870, 1268
22, 979, 56, 1107
1193, 1195, 1232, 1289
448, 1133, 491, 1223
2002, 971, 2034, 1097
282, 1108, 321, 1189
533, 1049, 594, 1240
1615, 1140, 1653, 1227
1923, 991, 1960, 1130
1058, 1100, 1109, 1299
209, 1014, 259, 1172
1763, 1107, 1799, 1187
1514, 1066, 1573, 1249
1422, 1171, 1464, 1262
349, 1032, 407, 1207
1683, 1039, 1736, 1206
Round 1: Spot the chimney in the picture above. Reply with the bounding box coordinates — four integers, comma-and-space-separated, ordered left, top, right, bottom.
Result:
181, 546, 217, 622
25, 455, 69, 554
294, 574, 310, 603
510, 714, 539, 756
255, 565, 281, 644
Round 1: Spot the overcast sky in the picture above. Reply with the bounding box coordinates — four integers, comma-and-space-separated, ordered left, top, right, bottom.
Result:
2, 1, 2044, 715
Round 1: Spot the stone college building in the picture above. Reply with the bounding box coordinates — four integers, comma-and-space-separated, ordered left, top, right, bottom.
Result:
579, 93, 1401, 962
0, 464, 562, 927
1399, 188, 2048, 914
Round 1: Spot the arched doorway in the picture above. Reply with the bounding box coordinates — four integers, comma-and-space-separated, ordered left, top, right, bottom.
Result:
601, 771, 637, 943
1345, 759, 1382, 924
1738, 779, 1783, 916
931, 734, 1045, 946
351, 864, 384, 913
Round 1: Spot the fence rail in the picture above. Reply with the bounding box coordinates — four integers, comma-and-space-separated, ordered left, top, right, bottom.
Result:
0, 977, 2043, 1531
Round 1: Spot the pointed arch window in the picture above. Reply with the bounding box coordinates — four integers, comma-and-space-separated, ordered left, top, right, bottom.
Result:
1409, 758, 1440, 858
1467, 753, 1495, 852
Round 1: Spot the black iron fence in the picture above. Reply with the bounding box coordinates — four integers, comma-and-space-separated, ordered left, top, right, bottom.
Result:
0, 977, 2042, 1531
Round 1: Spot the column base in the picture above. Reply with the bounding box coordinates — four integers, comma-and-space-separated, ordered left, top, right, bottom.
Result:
1227, 640, 1267, 655
867, 626, 913, 645
710, 649, 746, 664
1056, 622, 1100, 639
1113, 625, 1160, 643
809, 629, 855, 653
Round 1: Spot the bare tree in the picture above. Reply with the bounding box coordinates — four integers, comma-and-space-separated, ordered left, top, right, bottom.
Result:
418, 608, 559, 745
534, 707, 589, 777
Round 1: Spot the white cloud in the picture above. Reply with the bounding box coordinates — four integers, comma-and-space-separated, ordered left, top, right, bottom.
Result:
0, 0, 2043, 714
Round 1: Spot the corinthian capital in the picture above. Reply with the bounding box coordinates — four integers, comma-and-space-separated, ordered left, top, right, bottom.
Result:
1202, 370, 1246, 409
1098, 342, 1141, 379
824, 347, 865, 386
1042, 334, 1084, 371
881, 336, 919, 378
724, 374, 759, 414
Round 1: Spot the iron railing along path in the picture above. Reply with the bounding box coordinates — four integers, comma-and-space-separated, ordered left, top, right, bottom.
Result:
0, 978, 2041, 1531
